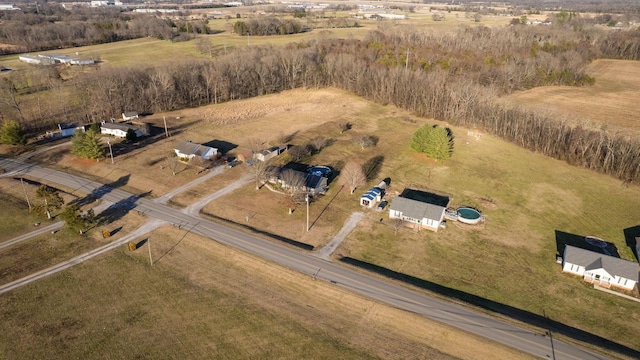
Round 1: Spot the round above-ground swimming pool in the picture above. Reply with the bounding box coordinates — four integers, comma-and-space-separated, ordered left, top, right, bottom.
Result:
456, 207, 482, 225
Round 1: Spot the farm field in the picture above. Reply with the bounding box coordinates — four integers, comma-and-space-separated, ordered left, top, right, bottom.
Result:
15, 86, 640, 355
1, 10, 639, 358
0, 225, 532, 360
500, 59, 640, 134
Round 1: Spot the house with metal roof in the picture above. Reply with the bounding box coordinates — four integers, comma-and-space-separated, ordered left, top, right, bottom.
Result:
101, 122, 143, 138
174, 141, 218, 161
388, 189, 449, 232
562, 245, 638, 291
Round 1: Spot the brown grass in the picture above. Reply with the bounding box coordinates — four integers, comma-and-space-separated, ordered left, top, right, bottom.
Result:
0, 224, 534, 360
500, 59, 640, 134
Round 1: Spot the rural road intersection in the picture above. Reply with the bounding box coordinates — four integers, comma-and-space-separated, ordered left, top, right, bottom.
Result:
0, 157, 611, 360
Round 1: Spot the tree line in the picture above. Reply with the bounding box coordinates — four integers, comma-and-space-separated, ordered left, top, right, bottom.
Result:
3, 22, 640, 182
0, 6, 177, 53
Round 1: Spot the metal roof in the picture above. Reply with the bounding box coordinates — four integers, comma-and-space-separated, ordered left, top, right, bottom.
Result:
390, 196, 445, 221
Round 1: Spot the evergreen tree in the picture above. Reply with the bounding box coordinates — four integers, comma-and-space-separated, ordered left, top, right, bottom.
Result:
71, 128, 104, 160
34, 184, 64, 219
60, 205, 94, 235
0, 120, 27, 146
410, 125, 453, 161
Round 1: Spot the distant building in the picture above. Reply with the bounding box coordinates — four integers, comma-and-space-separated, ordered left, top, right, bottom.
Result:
18, 53, 95, 66
122, 112, 139, 121
0, 4, 20, 10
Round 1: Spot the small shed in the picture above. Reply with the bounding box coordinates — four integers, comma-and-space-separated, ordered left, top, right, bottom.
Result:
360, 187, 383, 208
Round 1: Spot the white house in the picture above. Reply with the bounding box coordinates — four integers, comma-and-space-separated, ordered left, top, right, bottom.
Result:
101, 122, 143, 138
388, 196, 447, 232
174, 141, 218, 161
562, 245, 638, 291
122, 112, 139, 121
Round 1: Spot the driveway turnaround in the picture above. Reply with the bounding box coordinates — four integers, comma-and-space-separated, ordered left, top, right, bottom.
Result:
0, 157, 610, 360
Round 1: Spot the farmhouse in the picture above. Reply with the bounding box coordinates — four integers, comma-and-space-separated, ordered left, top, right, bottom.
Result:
100, 122, 144, 138
174, 141, 218, 161
562, 245, 639, 291
122, 112, 139, 121
268, 167, 328, 196
388, 189, 449, 232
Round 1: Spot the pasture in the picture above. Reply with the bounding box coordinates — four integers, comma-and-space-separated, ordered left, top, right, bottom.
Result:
10, 85, 640, 355
501, 59, 640, 135
1, 13, 639, 359
0, 225, 531, 360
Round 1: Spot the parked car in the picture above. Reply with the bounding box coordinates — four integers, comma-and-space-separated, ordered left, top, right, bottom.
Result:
227, 159, 241, 168
376, 201, 388, 212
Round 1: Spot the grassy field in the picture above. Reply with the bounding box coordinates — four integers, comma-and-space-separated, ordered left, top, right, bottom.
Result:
1, 13, 639, 359
500, 59, 640, 135
0, 225, 533, 360
5, 84, 640, 356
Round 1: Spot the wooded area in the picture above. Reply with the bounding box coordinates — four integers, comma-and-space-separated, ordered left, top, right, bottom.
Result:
2, 17, 640, 182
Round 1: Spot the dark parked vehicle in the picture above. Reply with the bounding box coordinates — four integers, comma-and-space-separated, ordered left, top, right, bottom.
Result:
376, 201, 388, 212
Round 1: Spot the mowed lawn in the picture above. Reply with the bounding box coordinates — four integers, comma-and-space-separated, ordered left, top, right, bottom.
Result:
0, 225, 534, 360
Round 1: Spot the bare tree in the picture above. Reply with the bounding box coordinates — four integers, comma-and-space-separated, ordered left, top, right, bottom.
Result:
167, 152, 180, 176
251, 159, 273, 190
335, 121, 351, 134
309, 136, 328, 153
279, 168, 307, 214
356, 135, 378, 150
339, 160, 366, 194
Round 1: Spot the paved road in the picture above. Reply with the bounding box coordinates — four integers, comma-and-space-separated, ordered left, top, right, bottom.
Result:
0, 157, 610, 360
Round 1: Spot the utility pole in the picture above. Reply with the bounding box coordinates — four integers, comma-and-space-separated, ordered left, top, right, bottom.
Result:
107, 139, 114, 164
148, 238, 153, 266
305, 194, 309, 232
163, 116, 169, 137
20, 177, 31, 211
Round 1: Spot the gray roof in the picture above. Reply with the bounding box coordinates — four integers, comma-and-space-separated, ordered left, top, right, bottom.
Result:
101, 122, 138, 131
175, 141, 216, 157
564, 245, 639, 281
390, 197, 445, 221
